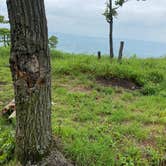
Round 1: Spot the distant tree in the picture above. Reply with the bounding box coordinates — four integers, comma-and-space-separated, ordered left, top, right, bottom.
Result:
0, 15, 10, 47
0, 15, 9, 24
0, 15, 4, 23
0, 28, 10, 47
48, 35, 58, 49
7, 0, 52, 165
103, 0, 145, 59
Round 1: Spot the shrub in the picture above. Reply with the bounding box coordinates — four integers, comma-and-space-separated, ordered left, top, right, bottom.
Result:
140, 84, 159, 96
147, 71, 164, 83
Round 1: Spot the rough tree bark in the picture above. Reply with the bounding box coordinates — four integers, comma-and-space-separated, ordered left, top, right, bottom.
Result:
7, 0, 52, 165
109, 0, 114, 58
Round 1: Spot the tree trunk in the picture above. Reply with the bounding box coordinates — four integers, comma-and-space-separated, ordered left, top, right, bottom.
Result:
109, 0, 114, 58
3, 35, 6, 47
7, 0, 52, 165
7, 34, 10, 46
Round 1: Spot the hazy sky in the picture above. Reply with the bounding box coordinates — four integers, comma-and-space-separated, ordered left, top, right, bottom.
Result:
1, 0, 166, 42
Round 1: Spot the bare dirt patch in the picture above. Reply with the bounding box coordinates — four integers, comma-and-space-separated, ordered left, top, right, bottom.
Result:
140, 138, 156, 149
70, 85, 92, 93
0, 81, 7, 85
96, 76, 141, 90
139, 124, 165, 150
0, 82, 7, 91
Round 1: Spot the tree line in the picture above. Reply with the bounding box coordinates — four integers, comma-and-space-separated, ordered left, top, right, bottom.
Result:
0, 15, 10, 47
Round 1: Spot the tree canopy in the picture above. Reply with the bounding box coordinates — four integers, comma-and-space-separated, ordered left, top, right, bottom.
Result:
49, 35, 58, 49
0, 15, 9, 24
103, 0, 146, 22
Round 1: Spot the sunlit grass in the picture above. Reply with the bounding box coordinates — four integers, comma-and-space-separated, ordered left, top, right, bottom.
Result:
0, 48, 166, 165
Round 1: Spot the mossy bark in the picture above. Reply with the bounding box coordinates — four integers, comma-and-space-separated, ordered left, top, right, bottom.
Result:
7, 0, 52, 165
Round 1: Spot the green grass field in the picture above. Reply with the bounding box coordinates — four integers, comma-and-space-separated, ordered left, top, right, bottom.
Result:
0, 47, 166, 165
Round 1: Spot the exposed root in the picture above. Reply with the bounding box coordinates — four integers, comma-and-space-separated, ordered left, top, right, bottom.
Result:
36, 150, 73, 166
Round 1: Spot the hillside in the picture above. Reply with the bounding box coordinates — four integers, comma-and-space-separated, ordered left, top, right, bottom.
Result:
54, 33, 166, 58
0, 47, 166, 165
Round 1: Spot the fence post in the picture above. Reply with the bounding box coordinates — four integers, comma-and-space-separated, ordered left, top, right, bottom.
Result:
98, 51, 101, 60
118, 41, 124, 62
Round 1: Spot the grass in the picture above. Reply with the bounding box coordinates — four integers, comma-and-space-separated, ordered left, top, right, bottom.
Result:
0, 47, 166, 165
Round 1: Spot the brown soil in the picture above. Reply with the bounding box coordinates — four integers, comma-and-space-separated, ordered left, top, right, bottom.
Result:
0, 81, 7, 85
140, 138, 156, 149
96, 76, 141, 90
70, 85, 91, 93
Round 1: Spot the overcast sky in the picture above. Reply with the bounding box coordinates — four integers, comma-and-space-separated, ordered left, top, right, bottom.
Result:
1, 0, 166, 43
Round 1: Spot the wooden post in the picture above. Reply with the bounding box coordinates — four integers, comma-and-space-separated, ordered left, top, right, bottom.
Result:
98, 51, 101, 59
118, 41, 124, 62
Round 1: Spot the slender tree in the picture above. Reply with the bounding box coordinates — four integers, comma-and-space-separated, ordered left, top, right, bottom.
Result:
103, 0, 115, 58
103, 0, 145, 59
7, 0, 52, 165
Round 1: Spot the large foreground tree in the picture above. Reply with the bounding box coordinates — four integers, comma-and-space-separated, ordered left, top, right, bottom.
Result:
7, 0, 52, 165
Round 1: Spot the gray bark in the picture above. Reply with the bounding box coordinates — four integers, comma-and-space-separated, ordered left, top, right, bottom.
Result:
7, 0, 52, 165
